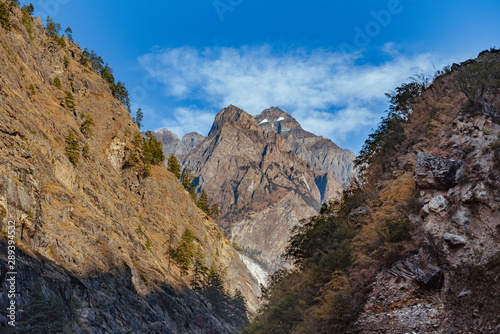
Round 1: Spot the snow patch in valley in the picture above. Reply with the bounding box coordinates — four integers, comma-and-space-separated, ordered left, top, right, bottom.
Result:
238, 253, 269, 288
259, 119, 269, 124
276, 117, 285, 122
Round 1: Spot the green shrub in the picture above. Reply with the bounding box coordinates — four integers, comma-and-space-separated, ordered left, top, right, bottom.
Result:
82, 143, 90, 158
0, 3, 11, 32
65, 133, 80, 165
123, 151, 139, 168
145, 237, 152, 252
64, 90, 75, 110
382, 219, 411, 243
80, 113, 95, 137
21, 4, 35, 40
456, 53, 500, 104
53, 77, 62, 89
28, 84, 36, 95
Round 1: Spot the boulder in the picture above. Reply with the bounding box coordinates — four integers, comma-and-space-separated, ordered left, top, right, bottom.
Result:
406, 261, 444, 289
428, 195, 447, 213
414, 152, 462, 189
461, 182, 488, 203
443, 233, 466, 246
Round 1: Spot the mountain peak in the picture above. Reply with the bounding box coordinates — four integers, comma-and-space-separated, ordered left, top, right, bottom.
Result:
208, 105, 259, 136
255, 107, 302, 131
254, 107, 305, 137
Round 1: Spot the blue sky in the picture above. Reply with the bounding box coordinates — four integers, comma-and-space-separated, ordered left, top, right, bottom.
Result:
25, 0, 500, 153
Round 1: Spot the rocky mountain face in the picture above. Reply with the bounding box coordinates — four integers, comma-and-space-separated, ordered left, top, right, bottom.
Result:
178, 105, 350, 272
154, 128, 205, 160
242, 50, 500, 334
0, 3, 256, 333
255, 107, 355, 184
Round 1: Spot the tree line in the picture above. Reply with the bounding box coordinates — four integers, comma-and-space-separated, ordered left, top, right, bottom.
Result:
167, 154, 220, 218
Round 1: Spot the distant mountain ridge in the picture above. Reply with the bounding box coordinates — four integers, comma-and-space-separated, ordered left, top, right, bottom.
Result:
154, 106, 355, 273
154, 129, 205, 160
255, 107, 355, 183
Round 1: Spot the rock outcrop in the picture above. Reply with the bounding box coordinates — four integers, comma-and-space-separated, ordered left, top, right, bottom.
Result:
414, 152, 462, 189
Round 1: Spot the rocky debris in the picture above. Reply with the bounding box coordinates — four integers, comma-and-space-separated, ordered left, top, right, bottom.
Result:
443, 233, 466, 246
458, 290, 471, 297
348, 206, 368, 221
414, 152, 462, 189
428, 194, 447, 213
388, 260, 444, 289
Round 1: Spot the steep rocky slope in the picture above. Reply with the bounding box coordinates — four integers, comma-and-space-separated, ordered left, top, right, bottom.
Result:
255, 107, 355, 184
243, 50, 500, 334
0, 3, 256, 333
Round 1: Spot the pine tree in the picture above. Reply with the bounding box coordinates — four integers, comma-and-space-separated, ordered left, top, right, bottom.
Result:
113, 81, 130, 111
0, 2, 11, 32
210, 203, 220, 219
20, 281, 66, 333
197, 189, 210, 214
64, 26, 73, 42
181, 168, 196, 200
204, 261, 228, 317
101, 63, 115, 88
167, 154, 181, 179
230, 289, 248, 328
80, 113, 95, 138
134, 108, 144, 129
190, 244, 208, 292
165, 227, 176, 274
172, 228, 196, 280
89, 50, 104, 73
143, 131, 165, 165
65, 133, 80, 165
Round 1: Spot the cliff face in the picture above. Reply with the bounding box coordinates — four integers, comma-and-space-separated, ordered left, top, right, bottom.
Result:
0, 3, 256, 333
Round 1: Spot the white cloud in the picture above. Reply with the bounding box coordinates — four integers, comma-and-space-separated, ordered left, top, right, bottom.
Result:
138, 46, 452, 149
158, 107, 215, 140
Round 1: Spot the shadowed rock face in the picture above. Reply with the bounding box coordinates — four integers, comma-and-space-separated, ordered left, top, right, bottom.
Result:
180, 105, 349, 272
